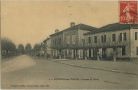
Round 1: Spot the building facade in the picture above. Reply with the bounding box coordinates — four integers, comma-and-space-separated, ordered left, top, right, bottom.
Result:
43, 37, 52, 58
84, 23, 138, 60
44, 23, 138, 60
50, 22, 97, 59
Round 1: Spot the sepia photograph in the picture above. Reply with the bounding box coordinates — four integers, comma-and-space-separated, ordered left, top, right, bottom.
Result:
1, 0, 138, 89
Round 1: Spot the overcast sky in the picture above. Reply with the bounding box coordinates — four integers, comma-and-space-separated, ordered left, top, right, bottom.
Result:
1, 0, 119, 46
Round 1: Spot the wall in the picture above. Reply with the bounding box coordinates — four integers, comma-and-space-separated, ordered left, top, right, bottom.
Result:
84, 29, 131, 58
130, 29, 138, 58
78, 30, 90, 48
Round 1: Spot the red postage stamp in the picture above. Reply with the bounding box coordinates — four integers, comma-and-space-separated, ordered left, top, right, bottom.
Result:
120, 1, 138, 24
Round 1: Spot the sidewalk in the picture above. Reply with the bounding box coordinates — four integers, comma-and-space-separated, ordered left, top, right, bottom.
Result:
54, 59, 138, 75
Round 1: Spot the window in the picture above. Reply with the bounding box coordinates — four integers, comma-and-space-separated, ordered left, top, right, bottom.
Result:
94, 36, 97, 43
135, 32, 138, 40
101, 35, 104, 43
136, 47, 138, 55
123, 33, 127, 41
72, 35, 76, 44
59, 38, 61, 45
55, 39, 57, 45
82, 39, 85, 46
66, 35, 70, 44
88, 37, 91, 44
101, 35, 106, 43
54, 40, 56, 46
122, 46, 126, 56
104, 35, 106, 42
112, 34, 116, 42
119, 33, 123, 41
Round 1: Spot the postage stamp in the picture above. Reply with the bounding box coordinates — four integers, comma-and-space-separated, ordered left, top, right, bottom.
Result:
120, 1, 138, 24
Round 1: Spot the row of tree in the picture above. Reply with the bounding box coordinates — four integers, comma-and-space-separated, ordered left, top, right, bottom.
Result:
17, 43, 32, 54
1, 38, 42, 58
1, 38, 17, 58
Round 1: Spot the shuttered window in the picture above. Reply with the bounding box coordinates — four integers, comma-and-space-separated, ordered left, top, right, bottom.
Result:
112, 34, 116, 42
119, 33, 123, 41
123, 33, 127, 41
94, 36, 97, 43
135, 32, 138, 40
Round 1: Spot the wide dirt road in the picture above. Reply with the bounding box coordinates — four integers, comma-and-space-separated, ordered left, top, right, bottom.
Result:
1, 55, 138, 89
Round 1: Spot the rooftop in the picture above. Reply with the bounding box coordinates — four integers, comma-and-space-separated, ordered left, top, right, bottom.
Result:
84, 23, 138, 35
50, 23, 97, 36
43, 37, 50, 43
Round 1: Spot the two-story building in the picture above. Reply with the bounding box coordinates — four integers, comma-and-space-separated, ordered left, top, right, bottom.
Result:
50, 22, 97, 59
50, 29, 64, 58
84, 23, 138, 60
43, 37, 52, 58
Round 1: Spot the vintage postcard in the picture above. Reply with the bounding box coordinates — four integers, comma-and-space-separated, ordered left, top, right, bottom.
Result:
1, 0, 138, 89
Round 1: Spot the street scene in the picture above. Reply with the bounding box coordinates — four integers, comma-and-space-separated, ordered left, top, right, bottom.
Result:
1, 55, 138, 89
1, 0, 138, 89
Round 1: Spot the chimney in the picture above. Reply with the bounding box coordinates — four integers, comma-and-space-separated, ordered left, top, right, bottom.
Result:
70, 22, 75, 27
55, 29, 59, 33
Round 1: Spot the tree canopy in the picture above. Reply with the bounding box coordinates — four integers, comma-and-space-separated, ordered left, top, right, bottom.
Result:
17, 44, 25, 54
1, 38, 16, 52
1, 38, 17, 58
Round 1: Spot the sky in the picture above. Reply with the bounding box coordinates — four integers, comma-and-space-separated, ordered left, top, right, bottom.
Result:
1, 0, 119, 46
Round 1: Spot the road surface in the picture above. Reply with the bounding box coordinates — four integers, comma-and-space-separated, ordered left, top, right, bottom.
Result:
1, 55, 138, 89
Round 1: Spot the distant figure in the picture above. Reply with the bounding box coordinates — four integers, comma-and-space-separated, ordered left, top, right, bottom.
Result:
113, 49, 117, 62
97, 51, 100, 61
